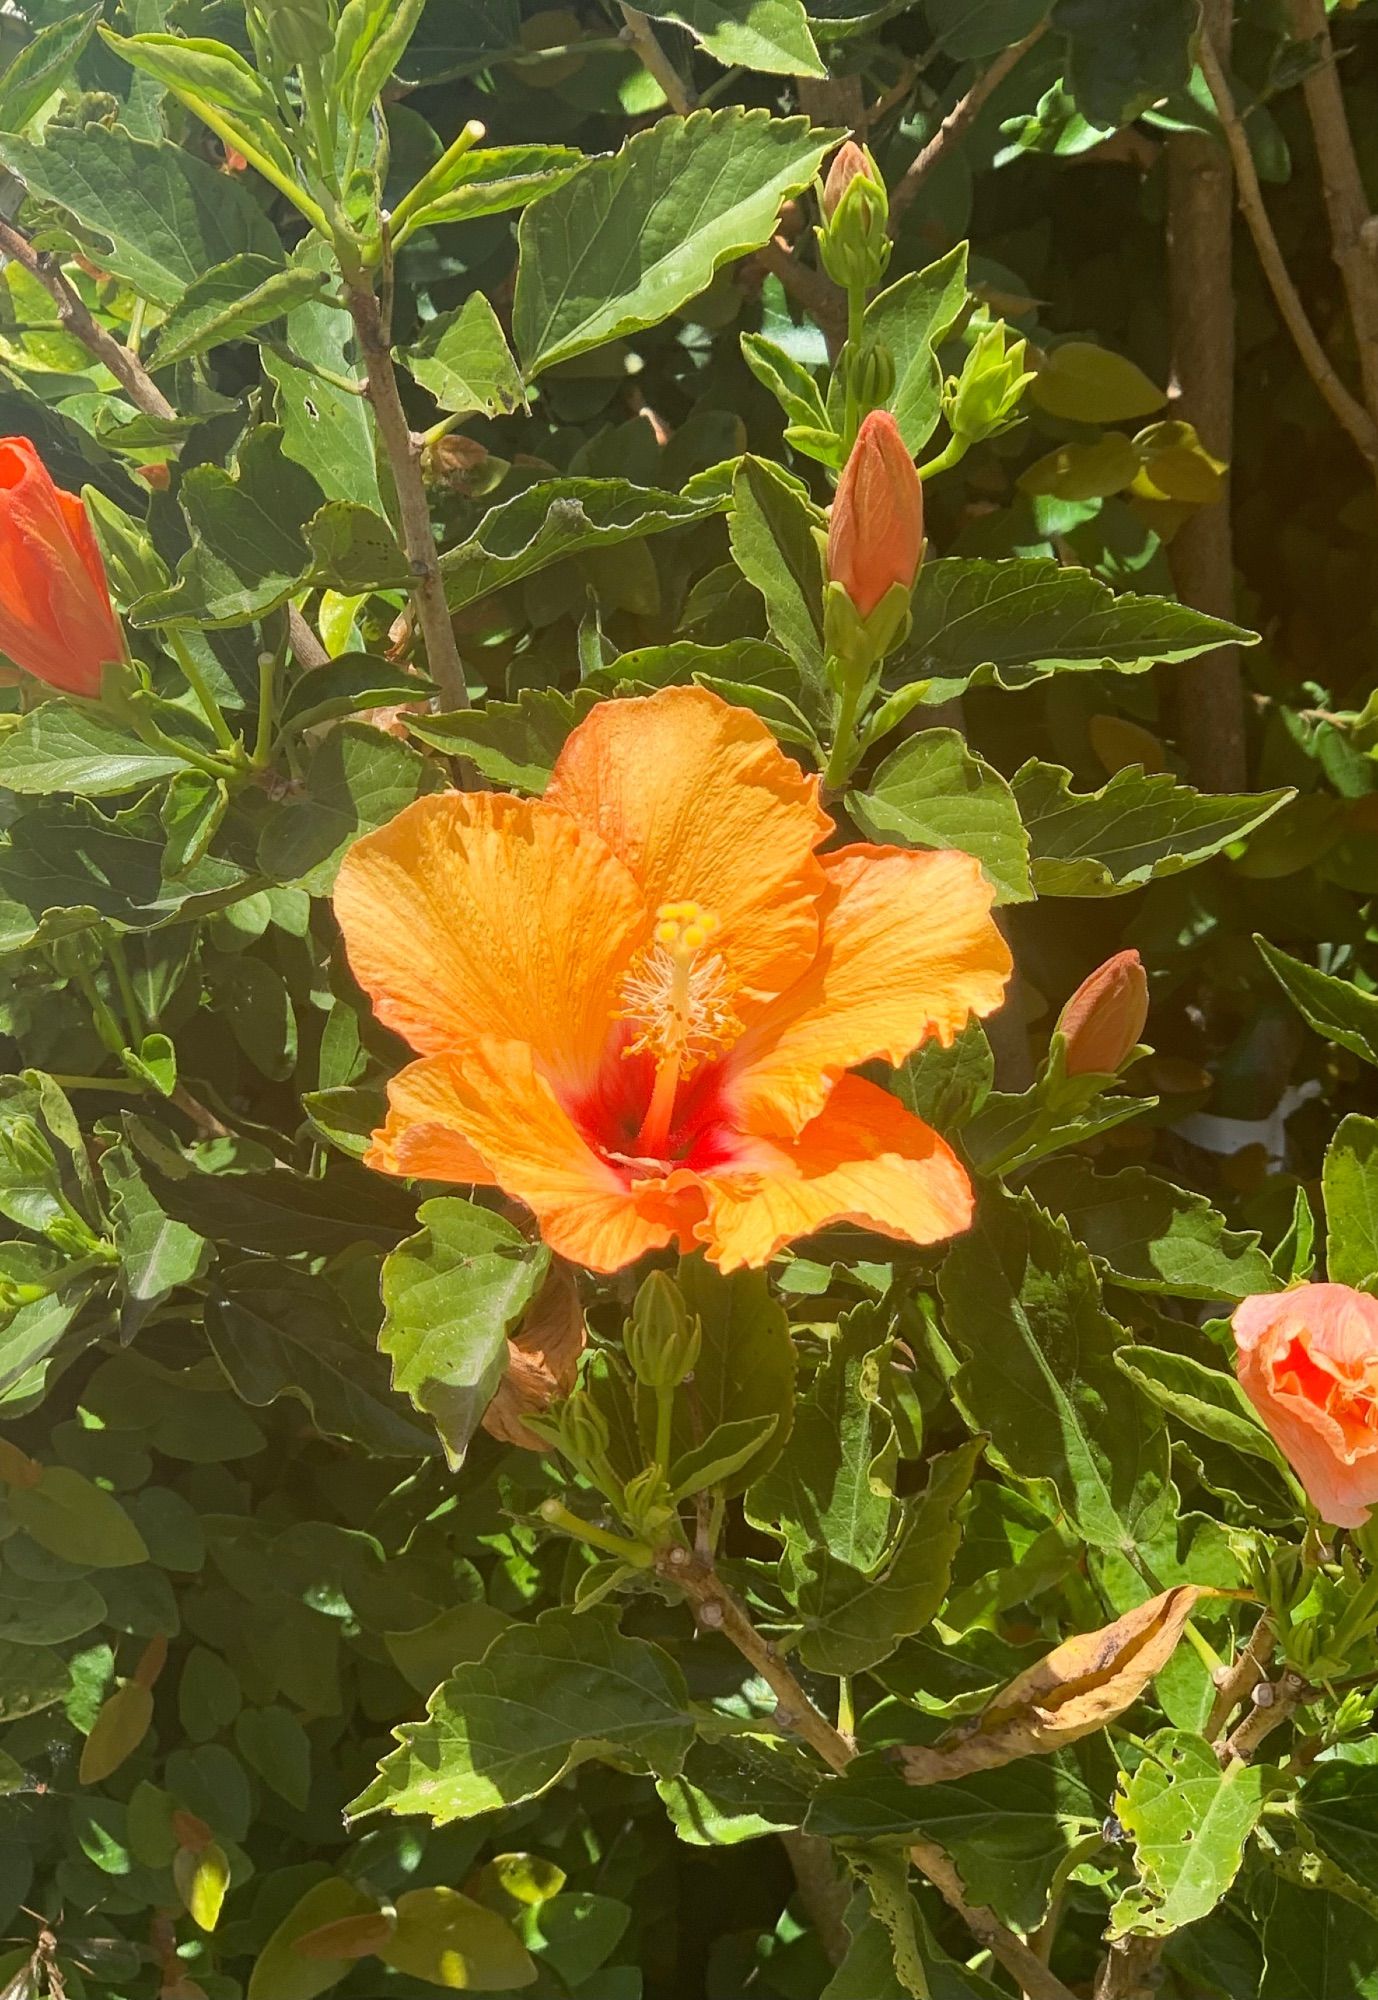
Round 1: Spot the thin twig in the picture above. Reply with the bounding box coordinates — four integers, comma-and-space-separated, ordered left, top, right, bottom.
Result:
655, 1546, 1080, 2000
342, 231, 468, 712
1196, 17, 1378, 465
754, 236, 847, 349
0, 216, 333, 671
1205, 1610, 1276, 1740
619, 4, 697, 112
1221, 1669, 1310, 1764
1287, 0, 1378, 434
0, 217, 175, 421
888, 21, 1049, 233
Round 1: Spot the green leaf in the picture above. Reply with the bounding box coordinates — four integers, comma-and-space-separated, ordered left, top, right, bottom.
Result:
0, 124, 280, 307
1299, 1759, 1378, 1889
335, 0, 427, 115
671, 1259, 795, 1493
1054, 0, 1192, 129
1111, 1729, 1266, 1936
247, 1877, 381, 2000
351, 1606, 693, 1821
0, 1571, 106, 1644
727, 456, 825, 682
263, 239, 383, 512
808, 1753, 1097, 1935
851, 728, 1032, 904
637, 0, 823, 74
893, 1019, 995, 1134
795, 1438, 982, 1675
135, 1153, 414, 1258
278, 654, 434, 737
1030, 340, 1167, 423
1261, 1880, 1378, 1999
207, 1263, 435, 1458
657, 1737, 818, 1845
1029, 1158, 1276, 1301
0, 701, 186, 796
131, 426, 325, 629
1256, 936, 1378, 1067
513, 108, 836, 374
149, 254, 328, 368
513, 1890, 628, 1986
381, 1885, 535, 1990
1112, 1347, 1292, 1477
894, 557, 1255, 703
669, 1413, 778, 1499
379, 1198, 550, 1467
234, 1704, 311, 1810
9, 1466, 148, 1568
1011, 761, 1290, 896
406, 687, 599, 790
98, 29, 297, 186
256, 723, 432, 894
439, 477, 720, 611
101, 1141, 206, 1335
0, 7, 101, 132
938, 1187, 1171, 1551
406, 291, 526, 416
740, 332, 829, 433
747, 1306, 893, 1568
1322, 1113, 1378, 1289
866, 247, 970, 455
306, 502, 409, 592
399, 144, 584, 232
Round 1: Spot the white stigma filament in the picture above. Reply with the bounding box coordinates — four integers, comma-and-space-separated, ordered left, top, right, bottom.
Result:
618, 902, 741, 1152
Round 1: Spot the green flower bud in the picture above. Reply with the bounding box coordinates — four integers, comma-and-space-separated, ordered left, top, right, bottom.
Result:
1, 1116, 57, 1183
816, 144, 891, 295
621, 1464, 676, 1540
944, 324, 1035, 446
840, 340, 896, 423
556, 1388, 611, 1470
624, 1272, 700, 1391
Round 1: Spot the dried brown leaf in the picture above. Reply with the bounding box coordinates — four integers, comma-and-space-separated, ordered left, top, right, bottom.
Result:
900, 1585, 1225, 1783
482, 1262, 586, 1451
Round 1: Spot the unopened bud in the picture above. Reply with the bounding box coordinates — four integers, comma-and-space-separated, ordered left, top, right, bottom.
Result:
944, 323, 1035, 446
1, 1116, 56, 1182
817, 143, 890, 292
1057, 950, 1149, 1076
821, 141, 869, 220
557, 1387, 611, 1469
827, 411, 924, 620
624, 1271, 700, 1390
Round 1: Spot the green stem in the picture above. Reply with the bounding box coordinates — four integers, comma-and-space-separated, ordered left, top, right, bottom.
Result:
654, 1385, 674, 1473
179, 89, 330, 235
915, 434, 969, 481
391, 118, 487, 243
106, 937, 144, 1044
164, 630, 239, 754
67, 959, 125, 1058
252, 645, 280, 769
837, 1676, 855, 1739
823, 671, 863, 794
537, 1499, 655, 1567
842, 281, 866, 451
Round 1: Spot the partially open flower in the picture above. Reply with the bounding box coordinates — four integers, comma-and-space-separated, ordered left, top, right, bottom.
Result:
826, 411, 924, 620
1233, 1284, 1378, 1528
1057, 949, 1148, 1076
0, 438, 122, 698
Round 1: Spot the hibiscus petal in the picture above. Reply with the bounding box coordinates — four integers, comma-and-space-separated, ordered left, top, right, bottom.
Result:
334, 791, 646, 1091
697, 1072, 974, 1272
376, 1041, 697, 1274
731, 845, 1012, 1136
544, 684, 830, 1007
366, 1057, 497, 1183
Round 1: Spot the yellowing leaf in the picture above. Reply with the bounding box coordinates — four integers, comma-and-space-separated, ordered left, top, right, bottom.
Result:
10, 1466, 148, 1568
1017, 433, 1141, 502
379, 1886, 537, 1990
293, 1912, 394, 1961
249, 1877, 380, 2000
1030, 341, 1166, 424
79, 1680, 153, 1785
1131, 420, 1226, 505
1089, 714, 1168, 777
175, 1839, 231, 1931
899, 1585, 1224, 1784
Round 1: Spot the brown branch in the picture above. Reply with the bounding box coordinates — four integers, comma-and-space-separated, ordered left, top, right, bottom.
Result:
1196, 18, 1378, 465
1205, 1611, 1276, 1741
888, 20, 1049, 234
780, 1831, 851, 1967
619, 5, 696, 113
753, 236, 847, 350
1287, 0, 1378, 432
655, 1546, 1080, 2000
343, 238, 468, 713
0, 216, 332, 672
1167, 0, 1246, 789
0, 217, 176, 422
1221, 1669, 1310, 1764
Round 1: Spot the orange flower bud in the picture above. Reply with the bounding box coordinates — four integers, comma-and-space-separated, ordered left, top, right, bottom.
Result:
222, 146, 248, 173
0, 438, 122, 698
1056, 949, 1148, 1076
826, 410, 924, 619
822, 140, 869, 219
1233, 1285, 1378, 1527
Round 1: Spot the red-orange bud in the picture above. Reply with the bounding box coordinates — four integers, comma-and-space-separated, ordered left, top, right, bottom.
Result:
822, 140, 869, 219
1057, 949, 1148, 1076
0, 438, 122, 698
826, 410, 924, 620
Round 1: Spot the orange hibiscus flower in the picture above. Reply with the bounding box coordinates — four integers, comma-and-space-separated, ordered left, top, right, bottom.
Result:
334, 686, 1011, 1274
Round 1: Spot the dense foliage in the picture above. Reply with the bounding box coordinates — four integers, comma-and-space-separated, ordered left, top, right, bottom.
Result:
4, 2, 1378, 1997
